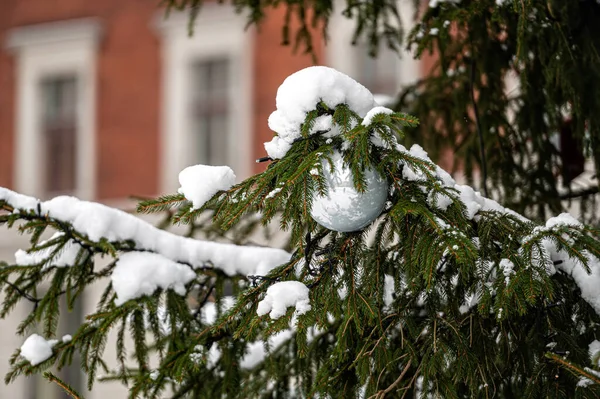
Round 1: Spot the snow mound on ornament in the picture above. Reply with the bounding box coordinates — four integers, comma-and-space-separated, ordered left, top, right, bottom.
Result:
310, 151, 388, 232
265, 66, 376, 159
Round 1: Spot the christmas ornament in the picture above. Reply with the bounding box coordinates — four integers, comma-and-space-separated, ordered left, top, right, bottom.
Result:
310, 151, 388, 232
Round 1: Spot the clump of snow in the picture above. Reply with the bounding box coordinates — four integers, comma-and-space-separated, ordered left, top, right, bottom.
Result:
265, 66, 376, 159
178, 165, 236, 210
546, 213, 582, 229
111, 252, 197, 305
0, 188, 291, 277
20, 334, 58, 366
384, 274, 395, 307
558, 254, 600, 315
257, 281, 311, 320
0, 187, 40, 212
499, 259, 515, 285
62, 334, 72, 343
15, 232, 82, 269
362, 106, 394, 126
430, 28, 439, 36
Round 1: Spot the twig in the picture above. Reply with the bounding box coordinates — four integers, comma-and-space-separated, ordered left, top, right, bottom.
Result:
43, 371, 85, 399
372, 359, 413, 399
0, 277, 40, 304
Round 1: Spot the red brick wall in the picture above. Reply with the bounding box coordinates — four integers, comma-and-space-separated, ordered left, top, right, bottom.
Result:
0, 1, 329, 197
0, 0, 160, 200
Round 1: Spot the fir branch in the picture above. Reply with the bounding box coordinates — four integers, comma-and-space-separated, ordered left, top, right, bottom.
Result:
545, 353, 600, 385
43, 371, 85, 399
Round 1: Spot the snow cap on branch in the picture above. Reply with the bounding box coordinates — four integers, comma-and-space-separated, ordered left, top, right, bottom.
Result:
257, 281, 311, 320
0, 188, 291, 277
178, 164, 236, 210
265, 66, 376, 159
20, 334, 57, 366
111, 252, 197, 305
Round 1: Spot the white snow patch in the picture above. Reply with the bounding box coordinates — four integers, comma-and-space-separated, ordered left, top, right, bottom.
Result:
0, 188, 291, 277
384, 274, 395, 307
499, 259, 515, 285
362, 106, 394, 126
15, 232, 82, 269
178, 164, 236, 210
265, 66, 376, 159
257, 281, 311, 320
111, 252, 197, 305
20, 334, 58, 366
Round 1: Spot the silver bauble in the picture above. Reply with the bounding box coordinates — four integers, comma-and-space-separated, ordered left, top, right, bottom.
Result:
310, 152, 388, 232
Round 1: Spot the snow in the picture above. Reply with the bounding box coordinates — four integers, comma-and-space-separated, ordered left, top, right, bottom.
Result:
429, 28, 439, 36
256, 281, 311, 320
499, 259, 515, 285
545, 212, 582, 229
264, 66, 376, 159
1, 188, 291, 278
15, 232, 82, 269
362, 106, 394, 126
0, 187, 40, 212
62, 334, 72, 343
111, 252, 197, 305
384, 274, 395, 307
178, 164, 236, 210
20, 334, 58, 366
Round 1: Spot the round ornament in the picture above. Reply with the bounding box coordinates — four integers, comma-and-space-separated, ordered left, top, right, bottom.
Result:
310, 152, 388, 232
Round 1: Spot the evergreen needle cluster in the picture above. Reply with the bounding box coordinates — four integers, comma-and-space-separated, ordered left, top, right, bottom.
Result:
1, 90, 600, 398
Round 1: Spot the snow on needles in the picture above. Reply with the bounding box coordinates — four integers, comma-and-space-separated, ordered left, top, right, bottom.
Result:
15, 232, 82, 270
257, 281, 311, 319
178, 164, 236, 210
111, 252, 197, 306
20, 334, 58, 366
1, 187, 291, 303
265, 66, 376, 159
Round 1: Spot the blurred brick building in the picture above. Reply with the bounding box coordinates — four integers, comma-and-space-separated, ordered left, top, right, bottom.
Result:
0, 1, 421, 398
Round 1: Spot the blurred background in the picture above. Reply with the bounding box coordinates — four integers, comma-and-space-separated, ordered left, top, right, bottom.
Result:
0, 0, 424, 397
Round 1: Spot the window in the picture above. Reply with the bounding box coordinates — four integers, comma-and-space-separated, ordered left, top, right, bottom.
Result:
155, 5, 251, 193
41, 76, 78, 195
191, 59, 230, 165
6, 18, 100, 200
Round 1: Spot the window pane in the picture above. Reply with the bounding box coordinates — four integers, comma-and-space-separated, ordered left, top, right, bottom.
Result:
191, 59, 230, 166
40, 76, 77, 195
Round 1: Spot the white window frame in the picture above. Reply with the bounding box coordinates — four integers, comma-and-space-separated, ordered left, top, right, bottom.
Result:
6, 18, 100, 200
326, 0, 419, 99
155, 6, 252, 194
